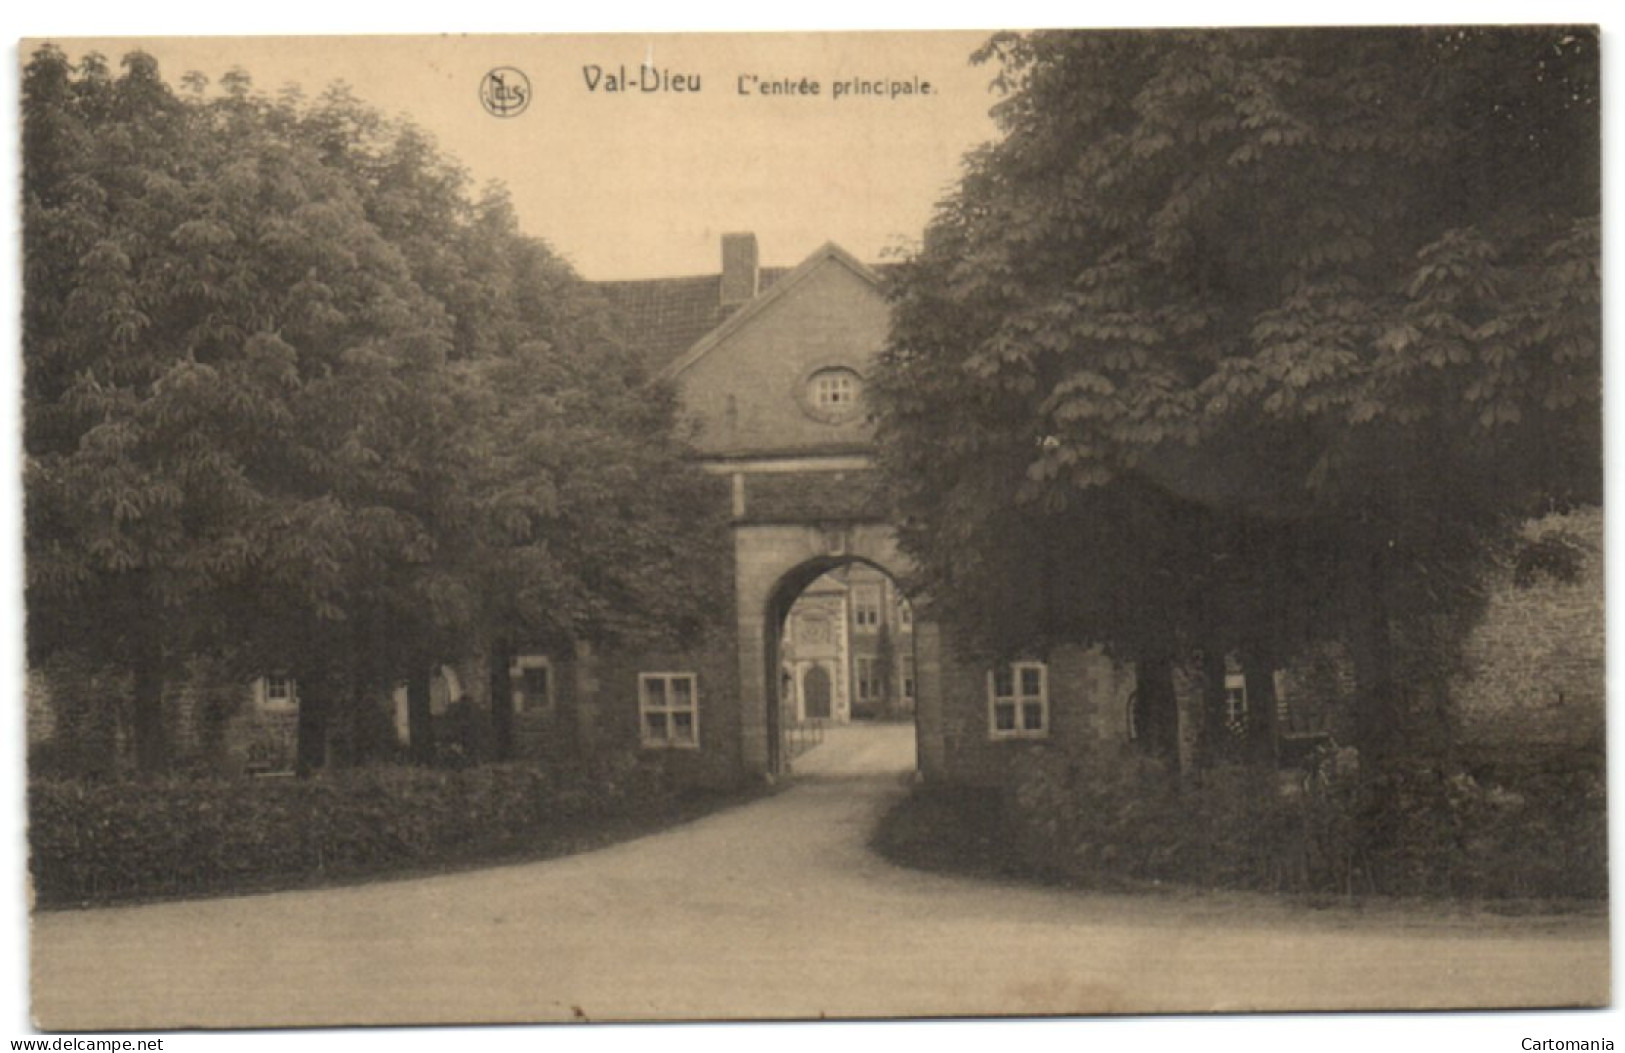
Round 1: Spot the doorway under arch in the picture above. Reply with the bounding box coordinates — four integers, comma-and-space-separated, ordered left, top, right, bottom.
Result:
801, 664, 833, 720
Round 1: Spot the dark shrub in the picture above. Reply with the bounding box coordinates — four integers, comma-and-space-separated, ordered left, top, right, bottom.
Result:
871, 783, 1009, 878
28, 752, 703, 907
887, 746, 1607, 902
1361, 763, 1608, 899
431, 700, 494, 768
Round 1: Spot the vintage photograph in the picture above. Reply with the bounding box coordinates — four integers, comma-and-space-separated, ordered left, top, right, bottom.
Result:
16, 25, 1606, 1033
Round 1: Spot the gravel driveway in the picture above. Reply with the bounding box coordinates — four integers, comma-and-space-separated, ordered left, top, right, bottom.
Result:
790, 721, 916, 775
31, 771, 1608, 1029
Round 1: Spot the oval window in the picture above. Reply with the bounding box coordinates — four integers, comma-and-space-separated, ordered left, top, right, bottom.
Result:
805, 367, 864, 424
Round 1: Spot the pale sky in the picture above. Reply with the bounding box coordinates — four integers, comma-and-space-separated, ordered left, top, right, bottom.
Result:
35, 33, 1002, 279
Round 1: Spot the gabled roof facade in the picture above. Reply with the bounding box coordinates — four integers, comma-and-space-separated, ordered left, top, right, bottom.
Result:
589, 238, 895, 461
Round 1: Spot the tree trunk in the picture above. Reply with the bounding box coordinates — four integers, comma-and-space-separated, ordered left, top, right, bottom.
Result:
1195, 648, 1230, 769
342, 609, 381, 768
407, 667, 436, 765
1345, 547, 1405, 887
1242, 647, 1280, 770
1134, 650, 1180, 768
295, 678, 329, 778
326, 652, 357, 771
1348, 557, 1402, 778
489, 642, 514, 762
130, 635, 167, 775
339, 672, 368, 769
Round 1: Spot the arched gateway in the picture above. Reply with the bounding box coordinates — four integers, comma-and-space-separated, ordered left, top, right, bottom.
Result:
651, 235, 950, 777
748, 537, 943, 777
568, 234, 1133, 785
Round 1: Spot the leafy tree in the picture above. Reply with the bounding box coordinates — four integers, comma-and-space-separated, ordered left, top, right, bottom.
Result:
277, 90, 731, 763
25, 47, 730, 775
456, 251, 731, 757
24, 47, 459, 772
872, 28, 1599, 774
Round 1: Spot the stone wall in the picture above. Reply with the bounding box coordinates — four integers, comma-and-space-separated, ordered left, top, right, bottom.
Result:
740, 469, 889, 524
584, 631, 744, 788
935, 643, 1135, 787
1451, 506, 1605, 766
930, 502, 1604, 795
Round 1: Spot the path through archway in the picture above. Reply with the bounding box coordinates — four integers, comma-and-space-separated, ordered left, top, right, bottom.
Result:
762, 555, 919, 777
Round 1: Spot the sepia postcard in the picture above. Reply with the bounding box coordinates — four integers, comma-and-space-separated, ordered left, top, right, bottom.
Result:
12, 23, 1610, 1042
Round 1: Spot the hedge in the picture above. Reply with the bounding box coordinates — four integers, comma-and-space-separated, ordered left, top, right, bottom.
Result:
30, 753, 732, 907
876, 748, 1607, 902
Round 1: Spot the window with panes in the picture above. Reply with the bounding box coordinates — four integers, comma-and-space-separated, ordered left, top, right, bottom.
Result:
639, 673, 699, 748
988, 661, 1049, 739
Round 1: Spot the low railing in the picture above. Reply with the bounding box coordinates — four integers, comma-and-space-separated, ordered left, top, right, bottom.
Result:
783, 717, 827, 761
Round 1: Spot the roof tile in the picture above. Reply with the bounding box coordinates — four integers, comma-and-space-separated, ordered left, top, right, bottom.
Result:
592, 267, 791, 373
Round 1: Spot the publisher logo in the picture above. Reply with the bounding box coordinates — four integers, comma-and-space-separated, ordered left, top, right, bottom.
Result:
480, 67, 531, 117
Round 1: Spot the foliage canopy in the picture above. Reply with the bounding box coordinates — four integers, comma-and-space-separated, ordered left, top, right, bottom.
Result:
872, 28, 1600, 765
23, 45, 728, 772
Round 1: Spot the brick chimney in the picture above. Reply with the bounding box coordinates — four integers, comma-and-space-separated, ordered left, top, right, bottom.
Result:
720, 232, 759, 309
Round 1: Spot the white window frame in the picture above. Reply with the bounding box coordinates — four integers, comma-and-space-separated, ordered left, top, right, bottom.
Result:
639, 672, 700, 749
988, 661, 1049, 739
509, 655, 555, 714
901, 654, 917, 701
802, 367, 866, 425
813, 370, 858, 407
897, 599, 914, 630
259, 675, 298, 712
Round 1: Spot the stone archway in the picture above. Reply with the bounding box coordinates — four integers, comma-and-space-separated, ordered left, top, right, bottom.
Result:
737, 522, 945, 777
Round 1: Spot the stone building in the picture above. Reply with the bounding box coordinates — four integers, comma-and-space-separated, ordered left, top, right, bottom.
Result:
554, 233, 1603, 787
26, 234, 1603, 788
22, 234, 1134, 783
571, 233, 1131, 784
779, 564, 915, 725
779, 573, 851, 725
